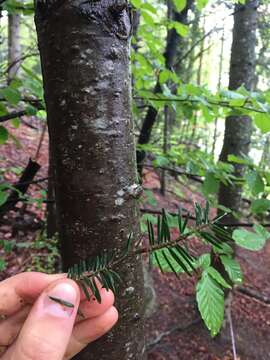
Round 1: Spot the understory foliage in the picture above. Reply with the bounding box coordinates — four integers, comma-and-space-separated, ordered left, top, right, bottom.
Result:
67, 202, 269, 336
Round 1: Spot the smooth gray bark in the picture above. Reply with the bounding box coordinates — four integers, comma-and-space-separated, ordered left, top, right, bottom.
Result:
35, 1, 145, 359
8, 12, 21, 82
218, 1, 257, 224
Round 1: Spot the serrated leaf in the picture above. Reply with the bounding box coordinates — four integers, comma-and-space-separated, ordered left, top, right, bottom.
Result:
250, 199, 270, 214
172, 0, 186, 12
170, 21, 189, 37
220, 256, 242, 284
196, 272, 224, 337
254, 113, 270, 134
227, 154, 253, 166
0, 87, 21, 105
253, 224, 270, 240
245, 170, 264, 195
206, 266, 231, 289
202, 171, 219, 195
197, 253, 211, 270
233, 227, 266, 251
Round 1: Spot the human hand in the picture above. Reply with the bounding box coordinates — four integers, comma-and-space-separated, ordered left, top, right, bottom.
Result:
0, 272, 118, 359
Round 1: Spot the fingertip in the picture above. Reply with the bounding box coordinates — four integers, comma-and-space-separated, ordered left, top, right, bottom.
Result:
79, 282, 115, 303
76, 288, 115, 321
109, 306, 119, 327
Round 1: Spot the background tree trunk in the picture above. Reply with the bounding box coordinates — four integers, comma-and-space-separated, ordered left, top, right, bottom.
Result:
218, 1, 257, 224
35, 2, 145, 359
136, 0, 193, 175
212, 27, 225, 156
8, 11, 21, 83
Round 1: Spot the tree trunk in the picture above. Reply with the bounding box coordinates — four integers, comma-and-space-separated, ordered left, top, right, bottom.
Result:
8, 11, 21, 83
46, 147, 58, 239
212, 27, 225, 156
35, 2, 145, 360
218, 1, 257, 224
136, 0, 193, 174
160, 106, 168, 195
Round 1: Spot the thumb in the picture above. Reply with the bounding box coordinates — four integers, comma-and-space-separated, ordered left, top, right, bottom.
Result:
10, 279, 80, 360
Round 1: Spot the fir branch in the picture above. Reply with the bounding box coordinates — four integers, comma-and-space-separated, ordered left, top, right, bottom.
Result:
67, 203, 229, 300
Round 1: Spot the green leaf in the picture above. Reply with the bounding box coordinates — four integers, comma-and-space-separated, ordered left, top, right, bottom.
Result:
153, 248, 196, 274
152, 155, 170, 167
233, 226, 267, 251
169, 21, 189, 37
254, 224, 270, 240
196, 271, 224, 337
206, 266, 231, 289
11, 118, 20, 128
0, 103, 7, 115
0, 258, 7, 271
130, 0, 141, 8
144, 189, 157, 207
140, 214, 157, 233
159, 69, 172, 84
250, 198, 270, 214
212, 241, 233, 256
197, 253, 211, 270
172, 0, 186, 12
254, 113, 270, 134
141, 9, 155, 26
229, 98, 247, 107
141, 3, 157, 14
0, 126, 8, 145
0, 239, 15, 253
0, 87, 21, 105
245, 170, 264, 195
202, 171, 219, 195
26, 105, 38, 116
227, 154, 253, 166
196, 0, 208, 10
220, 256, 242, 284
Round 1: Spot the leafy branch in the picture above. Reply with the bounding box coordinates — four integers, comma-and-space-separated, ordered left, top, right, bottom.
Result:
65, 201, 269, 336
134, 96, 268, 114
66, 203, 235, 333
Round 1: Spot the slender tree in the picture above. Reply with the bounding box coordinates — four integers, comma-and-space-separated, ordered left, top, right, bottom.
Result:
35, 2, 145, 359
136, 0, 193, 174
218, 0, 258, 224
8, 10, 21, 83
212, 27, 225, 156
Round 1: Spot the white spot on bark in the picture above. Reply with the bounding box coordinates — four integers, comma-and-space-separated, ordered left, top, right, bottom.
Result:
115, 197, 125, 206
117, 189, 125, 197
95, 118, 108, 130
126, 183, 143, 198
123, 287, 135, 296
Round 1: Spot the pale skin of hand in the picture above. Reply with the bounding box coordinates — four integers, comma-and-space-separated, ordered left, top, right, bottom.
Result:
0, 272, 118, 360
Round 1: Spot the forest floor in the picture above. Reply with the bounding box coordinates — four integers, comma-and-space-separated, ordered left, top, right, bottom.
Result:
0, 121, 270, 360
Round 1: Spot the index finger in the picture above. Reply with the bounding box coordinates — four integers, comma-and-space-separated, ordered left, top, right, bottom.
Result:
0, 272, 65, 317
